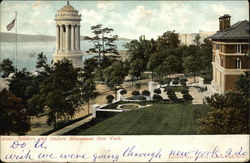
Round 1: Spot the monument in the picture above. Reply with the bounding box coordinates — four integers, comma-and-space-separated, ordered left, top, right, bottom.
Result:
53, 0, 83, 67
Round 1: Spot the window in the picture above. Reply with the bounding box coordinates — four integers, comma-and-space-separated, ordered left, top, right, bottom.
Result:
236, 58, 241, 69
221, 59, 223, 67
236, 45, 241, 53
216, 44, 220, 50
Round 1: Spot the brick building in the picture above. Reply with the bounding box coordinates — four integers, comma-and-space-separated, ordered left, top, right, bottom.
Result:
210, 14, 249, 93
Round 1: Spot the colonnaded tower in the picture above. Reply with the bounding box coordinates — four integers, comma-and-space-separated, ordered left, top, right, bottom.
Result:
53, 1, 83, 67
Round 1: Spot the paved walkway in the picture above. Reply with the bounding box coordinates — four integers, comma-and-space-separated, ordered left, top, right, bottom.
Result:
49, 115, 92, 135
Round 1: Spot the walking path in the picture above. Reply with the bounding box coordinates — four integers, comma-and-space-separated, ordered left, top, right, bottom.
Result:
49, 115, 92, 135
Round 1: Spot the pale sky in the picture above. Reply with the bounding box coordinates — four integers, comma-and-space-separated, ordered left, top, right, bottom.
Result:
0, 0, 249, 39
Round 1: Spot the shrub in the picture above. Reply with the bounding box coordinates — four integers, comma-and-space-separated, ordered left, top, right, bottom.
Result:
153, 94, 163, 101
168, 92, 178, 102
183, 93, 193, 101
180, 78, 188, 83
172, 80, 179, 85
106, 95, 114, 104
180, 78, 188, 86
153, 88, 161, 94
120, 89, 127, 95
142, 90, 150, 96
174, 77, 180, 81
166, 89, 175, 95
132, 90, 140, 96
181, 88, 189, 94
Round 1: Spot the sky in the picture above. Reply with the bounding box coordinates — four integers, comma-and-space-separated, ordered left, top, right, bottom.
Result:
0, 0, 249, 39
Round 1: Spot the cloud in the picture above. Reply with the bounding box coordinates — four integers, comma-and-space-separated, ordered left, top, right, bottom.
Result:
211, 2, 231, 16
128, 5, 153, 22
81, 9, 103, 25
97, 1, 115, 10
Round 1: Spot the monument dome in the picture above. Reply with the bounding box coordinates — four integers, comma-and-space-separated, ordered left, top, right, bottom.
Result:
53, 0, 83, 68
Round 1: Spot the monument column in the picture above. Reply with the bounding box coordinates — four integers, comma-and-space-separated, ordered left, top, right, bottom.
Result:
71, 25, 75, 52
65, 24, 70, 52
75, 25, 79, 51
78, 25, 81, 51
59, 25, 63, 52
56, 25, 60, 52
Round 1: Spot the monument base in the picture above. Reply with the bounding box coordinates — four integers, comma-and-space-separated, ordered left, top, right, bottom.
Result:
53, 52, 84, 68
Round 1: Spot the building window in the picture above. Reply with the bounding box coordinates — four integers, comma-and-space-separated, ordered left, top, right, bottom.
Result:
236, 58, 241, 69
216, 44, 220, 50
236, 45, 241, 53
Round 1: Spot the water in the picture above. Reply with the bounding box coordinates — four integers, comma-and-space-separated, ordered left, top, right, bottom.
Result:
0, 40, 128, 71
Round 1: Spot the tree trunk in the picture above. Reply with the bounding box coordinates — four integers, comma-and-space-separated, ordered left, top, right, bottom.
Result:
87, 100, 90, 114
194, 73, 196, 83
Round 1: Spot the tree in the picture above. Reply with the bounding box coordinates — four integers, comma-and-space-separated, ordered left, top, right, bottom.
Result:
29, 59, 82, 128
129, 59, 144, 84
183, 55, 202, 83
84, 24, 119, 80
194, 34, 201, 47
198, 107, 248, 134
156, 30, 180, 51
9, 68, 37, 110
198, 89, 249, 134
0, 89, 30, 135
147, 51, 166, 80
162, 55, 179, 78
103, 61, 126, 99
235, 71, 250, 97
0, 58, 15, 77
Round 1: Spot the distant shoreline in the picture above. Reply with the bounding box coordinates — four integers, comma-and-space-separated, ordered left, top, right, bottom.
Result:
0, 32, 132, 42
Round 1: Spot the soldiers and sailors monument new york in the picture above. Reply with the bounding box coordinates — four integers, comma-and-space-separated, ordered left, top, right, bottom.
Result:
53, 0, 83, 67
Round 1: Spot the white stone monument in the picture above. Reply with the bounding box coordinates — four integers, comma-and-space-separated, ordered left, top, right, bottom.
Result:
53, 1, 83, 68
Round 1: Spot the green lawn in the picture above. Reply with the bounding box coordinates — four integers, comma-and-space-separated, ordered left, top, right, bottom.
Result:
77, 104, 209, 135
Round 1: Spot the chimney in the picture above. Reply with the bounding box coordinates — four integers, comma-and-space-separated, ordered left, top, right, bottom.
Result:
219, 14, 231, 31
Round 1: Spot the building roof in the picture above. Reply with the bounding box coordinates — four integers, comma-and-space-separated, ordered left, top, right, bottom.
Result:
59, 4, 77, 12
210, 20, 249, 41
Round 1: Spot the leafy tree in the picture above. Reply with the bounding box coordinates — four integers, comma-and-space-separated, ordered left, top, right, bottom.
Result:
147, 51, 166, 80
132, 90, 140, 96
78, 70, 98, 114
194, 34, 201, 47
84, 24, 119, 80
103, 61, 126, 97
161, 55, 179, 78
198, 89, 249, 134
0, 89, 30, 135
235, 71, 250, 97
29, 59, 82, 128
129, 59, 144, 84
84, 24, 119, 63
198, 107, 248, 134
106, 95, 114, 104
183, 55, 202, 83
156, 30, 180, 51
0, 58, 15, 78
9, 69, 36, 108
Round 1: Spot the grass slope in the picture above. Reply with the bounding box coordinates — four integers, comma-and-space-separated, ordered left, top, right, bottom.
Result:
78, 104, 209, 135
